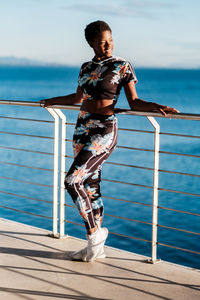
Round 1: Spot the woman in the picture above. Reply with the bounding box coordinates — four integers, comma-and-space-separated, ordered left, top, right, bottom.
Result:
41, 20, 178, 262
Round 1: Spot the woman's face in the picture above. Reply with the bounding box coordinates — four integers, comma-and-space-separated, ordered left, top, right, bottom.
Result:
90, 30, 114, 60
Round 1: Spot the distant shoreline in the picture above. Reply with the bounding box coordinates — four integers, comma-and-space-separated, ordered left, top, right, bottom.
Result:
0, 56, 199, 70
0, 65, 199, 71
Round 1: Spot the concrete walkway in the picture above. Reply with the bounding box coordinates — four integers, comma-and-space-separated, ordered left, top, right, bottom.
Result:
0, 218, 199, 300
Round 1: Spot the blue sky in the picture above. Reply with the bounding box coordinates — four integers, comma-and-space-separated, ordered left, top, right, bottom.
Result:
1, 0, 200, 68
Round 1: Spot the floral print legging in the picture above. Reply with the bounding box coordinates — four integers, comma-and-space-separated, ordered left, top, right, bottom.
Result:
65, 110, 118, 230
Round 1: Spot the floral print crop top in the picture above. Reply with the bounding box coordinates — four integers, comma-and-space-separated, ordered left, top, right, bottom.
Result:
78, 56, 137, 103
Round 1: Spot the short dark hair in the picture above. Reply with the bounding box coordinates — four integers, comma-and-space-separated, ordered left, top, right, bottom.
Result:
84, 20, 112, 44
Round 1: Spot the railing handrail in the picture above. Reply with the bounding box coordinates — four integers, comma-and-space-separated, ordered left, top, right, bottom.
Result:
0, 99, 200, 120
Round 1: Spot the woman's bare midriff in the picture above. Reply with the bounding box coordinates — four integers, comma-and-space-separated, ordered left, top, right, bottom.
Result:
80, 99, 115, 115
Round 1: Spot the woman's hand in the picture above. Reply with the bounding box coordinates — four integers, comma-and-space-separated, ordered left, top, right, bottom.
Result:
150, 102, 179, 116
39, 99, 53, 107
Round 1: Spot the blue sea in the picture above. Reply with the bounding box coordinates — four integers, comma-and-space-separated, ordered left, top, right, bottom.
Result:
0, 65, 199, 269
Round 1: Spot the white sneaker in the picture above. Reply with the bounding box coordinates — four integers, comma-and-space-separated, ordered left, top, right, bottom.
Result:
70, 246, 106, 261
70, 247, 87, 261
86, 227, 108, 262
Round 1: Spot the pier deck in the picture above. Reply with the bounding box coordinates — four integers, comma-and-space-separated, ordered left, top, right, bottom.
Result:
0, 218, 199, 300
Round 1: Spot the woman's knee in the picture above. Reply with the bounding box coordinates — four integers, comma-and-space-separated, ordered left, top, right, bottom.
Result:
64, 176, 75, 194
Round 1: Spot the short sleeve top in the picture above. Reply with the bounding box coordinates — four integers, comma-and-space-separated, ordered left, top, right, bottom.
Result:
78, 56, 137, 103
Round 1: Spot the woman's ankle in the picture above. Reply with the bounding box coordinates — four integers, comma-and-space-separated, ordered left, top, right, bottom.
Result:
87, 226, 98, 235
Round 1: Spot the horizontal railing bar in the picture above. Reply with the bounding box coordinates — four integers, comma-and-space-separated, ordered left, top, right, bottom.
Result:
66, 155, 200, 178
64, 220, 151, 243
119, 127, 200, 139
0, 145, 53, 156
158, 169, 200, 178
158, 224, 200, 235
64, 122, 200, 141
65, 139, 73, 143
65, 204, 75, 208
0, 160, 53, 172
158, 187, 200, 197
102, 195, 152, 207
158, 242, 200, 255
159, 150, 200, 158
64, 167, 199, 196
158, 206, 200, 217
118, 145, 200, 158
115, 108, 200, 121
0, 100, 46, 107
104, 213, 152, 226
1, 100, 200, 120
65, 122, 76, 126
108, 231, 152, 243
66, 196, 200, 218
0, 205, 52, 220
65, 143, 200, 159
66, 122, 200, 140
0, 141, 200, 162
0, 190, 52, 204
0, 115, 53, 123
117, 145, 154, 152
105, 161, 200, 178
103, 178, 200, 197
105, 161, 153, 170
0, 130, 53, 140
65, 154, 151, 169
118, 127, 154, 134
65, 155, 154, 171
64, 140, 152, 154
160, 132, 200, 139
103, 178, 153, 189
0, 176, 53, 188
64, 219, 84, 227
65, 203, 152, 225
4, 141, 198, 162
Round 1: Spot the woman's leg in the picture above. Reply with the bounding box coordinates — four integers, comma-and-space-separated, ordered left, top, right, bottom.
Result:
65, 113, 118, 261
65, 113, 118, 232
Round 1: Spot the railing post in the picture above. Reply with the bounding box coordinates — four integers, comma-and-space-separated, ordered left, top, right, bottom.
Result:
54, 109, 66, 238
45, 108, 59, 238
147, 116, 161, 263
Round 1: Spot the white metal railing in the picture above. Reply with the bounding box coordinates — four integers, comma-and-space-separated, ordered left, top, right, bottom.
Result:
0, 99, 199, 267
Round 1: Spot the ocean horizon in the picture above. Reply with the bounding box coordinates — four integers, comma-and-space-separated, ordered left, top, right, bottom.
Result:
1, 55, 200, 69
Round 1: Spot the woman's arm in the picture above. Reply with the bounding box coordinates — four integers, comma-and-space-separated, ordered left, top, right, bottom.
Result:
40, 86, 84, 107
124, 81, 179, 116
